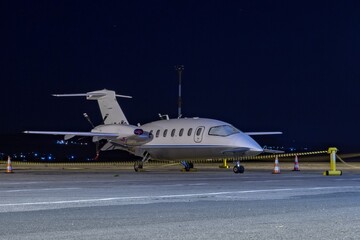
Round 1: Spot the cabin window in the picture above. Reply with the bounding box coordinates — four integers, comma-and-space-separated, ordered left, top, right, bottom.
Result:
208, 125, 240, 137
179, 128, 184, 137
187, 128, 193, 136
156, 130, 160, 138
196, 127, 202, 136
163, 129, 168, 137
171, 129, 175, 137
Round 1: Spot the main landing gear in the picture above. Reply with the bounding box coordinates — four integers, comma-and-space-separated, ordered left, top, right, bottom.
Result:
233, 161, 245, 174
134, 161, 143, 172
134, 152, 151, 172
181, 161, 194, 172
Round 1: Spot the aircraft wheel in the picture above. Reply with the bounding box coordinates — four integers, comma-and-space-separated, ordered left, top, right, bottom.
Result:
233, 165, 245, 174
185, 166, 191, 172
189, 162, 194, 169
134, 162, 139, 172
134, 161, 143, 172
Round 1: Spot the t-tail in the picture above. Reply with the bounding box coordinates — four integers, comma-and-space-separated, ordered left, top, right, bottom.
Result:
53, 89, 131, 125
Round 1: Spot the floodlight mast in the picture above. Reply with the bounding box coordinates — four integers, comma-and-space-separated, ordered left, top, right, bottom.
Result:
175, 65, 184, 118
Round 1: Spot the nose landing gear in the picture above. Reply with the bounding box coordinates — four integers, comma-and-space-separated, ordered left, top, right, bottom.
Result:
233, 161, 245, 174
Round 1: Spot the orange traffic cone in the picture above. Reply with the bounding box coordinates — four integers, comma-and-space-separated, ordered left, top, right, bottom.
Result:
293, 155, 300, 171
6, 156, 13, 174
272, 156, 280, 174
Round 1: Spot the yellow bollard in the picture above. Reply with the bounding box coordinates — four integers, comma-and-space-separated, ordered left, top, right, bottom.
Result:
219, 158, 230, 169
323, 147, 342, 176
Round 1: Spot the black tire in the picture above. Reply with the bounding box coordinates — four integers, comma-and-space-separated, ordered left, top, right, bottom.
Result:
233, 165, 245, 174
134, 161, 143, 172
134, 162, 139, 172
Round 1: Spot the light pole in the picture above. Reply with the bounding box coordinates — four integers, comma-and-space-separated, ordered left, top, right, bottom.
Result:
175, 65, 184, 118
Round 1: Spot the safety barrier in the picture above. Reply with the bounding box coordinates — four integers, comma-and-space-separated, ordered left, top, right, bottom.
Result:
1, 150, 355, 168
0, 150, 328, 166
0, 160, 176, 166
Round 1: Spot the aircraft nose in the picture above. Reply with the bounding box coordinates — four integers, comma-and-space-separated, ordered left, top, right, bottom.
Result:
240, 134, 263, 153
247, 141, 263, 152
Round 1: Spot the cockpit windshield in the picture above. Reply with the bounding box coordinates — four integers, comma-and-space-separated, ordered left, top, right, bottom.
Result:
208, 125, 240, 137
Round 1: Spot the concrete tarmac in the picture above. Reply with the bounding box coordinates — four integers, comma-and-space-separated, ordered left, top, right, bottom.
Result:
0, 163, 360, 240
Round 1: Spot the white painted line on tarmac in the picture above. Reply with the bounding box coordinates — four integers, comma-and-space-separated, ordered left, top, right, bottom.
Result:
162, 183, 208, 187
4, 188, 81, 193
189, 183, 208, 186
0, 182, 41, 185
0, 186, 359, 207
335, 178, 360, 181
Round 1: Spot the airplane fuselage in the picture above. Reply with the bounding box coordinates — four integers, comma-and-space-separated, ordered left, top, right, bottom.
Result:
110, 118, 264, 161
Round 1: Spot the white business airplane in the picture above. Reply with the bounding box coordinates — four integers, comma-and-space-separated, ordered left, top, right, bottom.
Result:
24, 89, 283, 173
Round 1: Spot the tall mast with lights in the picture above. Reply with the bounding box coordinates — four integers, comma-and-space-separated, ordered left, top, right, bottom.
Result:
175, 65, 184, 118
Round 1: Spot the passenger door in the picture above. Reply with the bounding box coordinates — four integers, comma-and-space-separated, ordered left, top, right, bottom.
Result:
194, 126, 205, 143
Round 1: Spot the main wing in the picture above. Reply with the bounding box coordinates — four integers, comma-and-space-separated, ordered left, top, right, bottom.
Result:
24, 129, 153, 146
23, 131, 119, 140
23, 130, 119, 137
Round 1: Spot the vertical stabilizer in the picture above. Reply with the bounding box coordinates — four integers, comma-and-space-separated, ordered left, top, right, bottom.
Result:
53, 89, 132, 125
86, 89, 130, 124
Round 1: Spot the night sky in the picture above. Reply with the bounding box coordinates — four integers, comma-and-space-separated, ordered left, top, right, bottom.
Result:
1, 1, 360, 153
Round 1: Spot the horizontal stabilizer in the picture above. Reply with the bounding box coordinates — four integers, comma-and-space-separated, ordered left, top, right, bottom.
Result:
52, 89, 131, 125
52, 93, 132, 99
245, 132, 282, 136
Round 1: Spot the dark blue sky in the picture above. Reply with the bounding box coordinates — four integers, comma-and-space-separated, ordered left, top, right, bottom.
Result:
1, 1, 360, 152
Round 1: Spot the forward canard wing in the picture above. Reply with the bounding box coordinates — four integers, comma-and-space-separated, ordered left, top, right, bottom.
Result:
221, 147, 284, 155
244, 132, 282, 136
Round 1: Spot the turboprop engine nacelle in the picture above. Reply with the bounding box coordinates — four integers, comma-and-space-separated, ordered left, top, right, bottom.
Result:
91, 124, 153, 146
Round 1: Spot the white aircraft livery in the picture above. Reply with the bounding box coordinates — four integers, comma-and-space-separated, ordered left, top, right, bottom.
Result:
24, 89, 282, 174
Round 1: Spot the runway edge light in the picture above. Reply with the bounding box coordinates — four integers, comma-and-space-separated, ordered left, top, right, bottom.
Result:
323, 147, 342, 176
